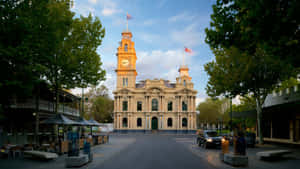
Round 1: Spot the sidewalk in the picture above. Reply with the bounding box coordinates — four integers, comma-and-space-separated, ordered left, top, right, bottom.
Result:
0, 136, 136, 169
176, 137, 300, 169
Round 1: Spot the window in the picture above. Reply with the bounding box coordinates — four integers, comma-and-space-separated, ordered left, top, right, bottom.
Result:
167, 101, 173, 111
182, 118, 187, 127
122, 118, 128, 127
152, 99, 158, 111
124, 44, 128, 52
137, 101, 142, 111
137, 118, 142, 127
122, 101, 128, 111
183, 80, 186, 87
182, 101, 188, 111
167, 118, 173, 127
123, 78, 128, 87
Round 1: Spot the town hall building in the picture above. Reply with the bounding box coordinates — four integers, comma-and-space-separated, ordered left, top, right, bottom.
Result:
113, 30, 197, 133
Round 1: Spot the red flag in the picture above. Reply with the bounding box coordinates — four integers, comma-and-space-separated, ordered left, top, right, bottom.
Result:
126, 13, 132, 20
184, 47, 192, 53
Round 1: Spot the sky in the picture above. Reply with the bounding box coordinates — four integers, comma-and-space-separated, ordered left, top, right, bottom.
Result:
71, 0, 220, 105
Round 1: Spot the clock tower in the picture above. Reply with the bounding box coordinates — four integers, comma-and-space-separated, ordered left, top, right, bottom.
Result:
115, 31, 137, 89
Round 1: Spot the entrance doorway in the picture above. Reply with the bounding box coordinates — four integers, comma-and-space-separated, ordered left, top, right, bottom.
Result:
151, 117, 158, 130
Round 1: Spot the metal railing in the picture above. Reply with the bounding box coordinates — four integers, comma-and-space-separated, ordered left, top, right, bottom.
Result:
10, 99, 80, 117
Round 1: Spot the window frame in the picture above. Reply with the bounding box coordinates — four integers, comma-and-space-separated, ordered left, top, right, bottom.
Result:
152, 99, 158, 111
137, 118, 142, 127
182, 101, 188, 111
167, 118, 173, 127
167, 101, 173, 111
122, 101, 128, 111
182, 118, 188, 127
122, 117, 128, 127
137, 101, 142, 111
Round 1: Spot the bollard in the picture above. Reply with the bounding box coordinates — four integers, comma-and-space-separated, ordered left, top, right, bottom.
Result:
221, 137, 229, 154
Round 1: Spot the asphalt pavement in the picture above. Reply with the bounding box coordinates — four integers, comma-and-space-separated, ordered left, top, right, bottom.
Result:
94, 135, 215, 169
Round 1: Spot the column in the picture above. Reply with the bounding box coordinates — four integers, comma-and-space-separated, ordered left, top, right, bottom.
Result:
145, 115, 147, 130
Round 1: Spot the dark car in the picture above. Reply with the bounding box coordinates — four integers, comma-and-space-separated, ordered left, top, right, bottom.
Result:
196, 130, 224, 149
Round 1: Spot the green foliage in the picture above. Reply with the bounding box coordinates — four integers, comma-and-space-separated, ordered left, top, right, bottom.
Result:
0, 0, 106, 113
223, 96, 256, 128
206, 0, 300, 69
83, 85, 113, 123
196, 98, 229, 123
90, 96, 113, 123
205, 0, 300, 143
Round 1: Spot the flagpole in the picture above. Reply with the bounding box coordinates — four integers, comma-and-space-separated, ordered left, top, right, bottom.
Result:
183, 48, 185, 66
126, 12, 128, 31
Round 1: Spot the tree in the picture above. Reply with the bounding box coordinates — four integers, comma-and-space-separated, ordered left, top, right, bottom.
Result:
197, 98, 229, 126
83, 85, 112, 122
89, 96, 113, 123
223, 96, 256, 129
205, 47, 292, 144
0, 0, 55, 108
41, 3, 106, 114
205, 0, 300, 69
205, 0, 300, 144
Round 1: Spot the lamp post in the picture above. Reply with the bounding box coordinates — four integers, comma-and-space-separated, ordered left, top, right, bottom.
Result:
230, 97, 233, 132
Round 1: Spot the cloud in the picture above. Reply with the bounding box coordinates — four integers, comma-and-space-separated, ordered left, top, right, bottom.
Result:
136, 49, 193, 82
72, 1, 95, 17
170, 23, 205, 47
136, 32, 161, 43
88, 0, 98, 4
143, 19, 156, 26
168, 12, 196, 23
102, 8, 120, 16
98, 0, 122, 16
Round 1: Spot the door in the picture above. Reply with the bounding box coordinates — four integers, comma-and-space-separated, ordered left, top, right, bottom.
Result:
152, 117, 158, 130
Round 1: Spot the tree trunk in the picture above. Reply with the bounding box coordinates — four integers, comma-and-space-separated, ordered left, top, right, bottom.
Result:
34, 86, 40, 144
255, 98, 264, 144
55, 86, 59, 114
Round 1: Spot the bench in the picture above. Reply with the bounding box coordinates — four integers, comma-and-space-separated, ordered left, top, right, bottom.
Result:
65, 154, 89, 167
23, 150, 58, 160
256, 150, 292, 160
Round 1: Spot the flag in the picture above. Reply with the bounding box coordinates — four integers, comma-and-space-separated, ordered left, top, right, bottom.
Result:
184, 47, 192, 53
126, 13, 132, 20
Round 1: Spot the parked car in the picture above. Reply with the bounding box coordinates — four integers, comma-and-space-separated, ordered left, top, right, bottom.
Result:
196, 130, 225, 149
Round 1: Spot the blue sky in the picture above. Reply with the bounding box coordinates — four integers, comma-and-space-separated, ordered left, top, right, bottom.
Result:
71, 0, 216, 105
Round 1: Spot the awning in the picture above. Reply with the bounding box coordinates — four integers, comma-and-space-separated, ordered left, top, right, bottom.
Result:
41, 114, 80, 125
88, 118, 101, 126
77, 117, 93, 126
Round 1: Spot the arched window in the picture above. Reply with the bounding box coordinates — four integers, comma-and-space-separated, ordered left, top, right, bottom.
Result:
152, 99, 158, 111
124, 44, 128, 52
183, 80, 186, 87
182, 118, 187, 127
122, 118, 128, 127
167, 118, 173, 127
137, 118, 142, 127
122, 101, 128, 111
168, 101, 173, 111
182, 101, 188, 111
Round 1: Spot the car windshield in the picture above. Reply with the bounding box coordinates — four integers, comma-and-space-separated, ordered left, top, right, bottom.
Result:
206, 132, 218, 137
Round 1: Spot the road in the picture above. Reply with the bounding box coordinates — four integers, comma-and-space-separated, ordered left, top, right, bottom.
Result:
93, 135, 215, 169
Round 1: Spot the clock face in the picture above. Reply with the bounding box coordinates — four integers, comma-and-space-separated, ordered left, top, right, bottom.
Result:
121, 59, 129, 66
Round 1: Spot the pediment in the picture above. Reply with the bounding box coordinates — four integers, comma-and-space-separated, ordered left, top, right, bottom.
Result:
147, 87, 163, 94
116, 88, 132, 94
